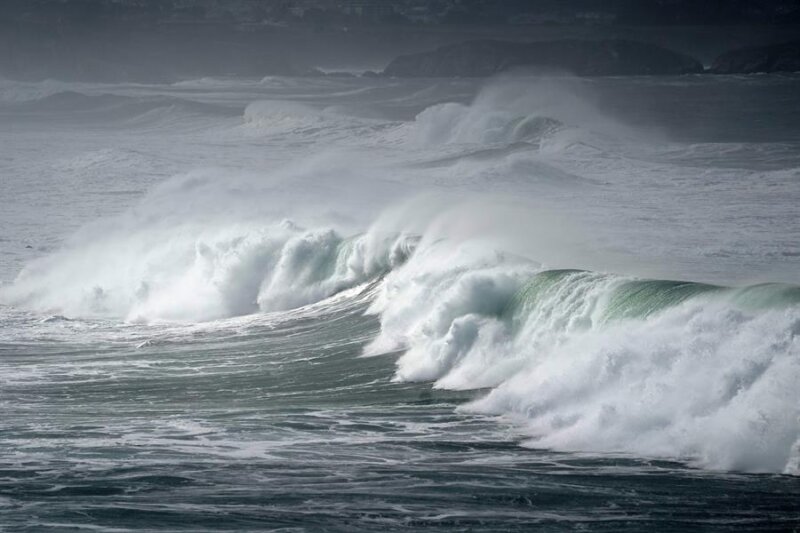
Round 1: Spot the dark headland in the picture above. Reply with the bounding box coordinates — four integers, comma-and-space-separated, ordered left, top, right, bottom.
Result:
711, 41, 800, 74
1, 1, 799, 82
381, 39, 705, 77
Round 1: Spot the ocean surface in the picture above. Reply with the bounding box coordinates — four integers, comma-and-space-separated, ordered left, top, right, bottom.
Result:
0, 73, 799, 531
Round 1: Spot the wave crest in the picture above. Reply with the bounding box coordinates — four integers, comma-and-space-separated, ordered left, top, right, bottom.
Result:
368, 256, 800, 474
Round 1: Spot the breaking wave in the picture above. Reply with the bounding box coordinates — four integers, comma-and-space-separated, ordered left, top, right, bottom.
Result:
4, 175, 799, 475
367, 259, 800, 475
2, 76, 798, 476
2, 219, 413, 323
403, 77, 637, 153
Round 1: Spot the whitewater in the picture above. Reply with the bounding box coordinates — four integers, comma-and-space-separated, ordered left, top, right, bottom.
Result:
1, 74, 799, 531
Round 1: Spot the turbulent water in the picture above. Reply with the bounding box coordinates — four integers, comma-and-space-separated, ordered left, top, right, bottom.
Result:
1, 73, 799, 531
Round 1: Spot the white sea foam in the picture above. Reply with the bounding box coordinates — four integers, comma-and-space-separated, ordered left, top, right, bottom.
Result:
366, 250, 800, 473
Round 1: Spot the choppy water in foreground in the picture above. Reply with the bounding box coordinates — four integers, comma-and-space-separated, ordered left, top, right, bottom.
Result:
3, 289, 799, 532
1, 74, 799, 530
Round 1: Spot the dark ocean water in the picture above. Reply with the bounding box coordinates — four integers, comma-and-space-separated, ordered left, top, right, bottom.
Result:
2, 288, 799, 532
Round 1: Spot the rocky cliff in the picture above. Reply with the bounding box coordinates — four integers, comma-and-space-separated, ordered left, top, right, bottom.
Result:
383, 39, 704, 77
711, 41, 800, 74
